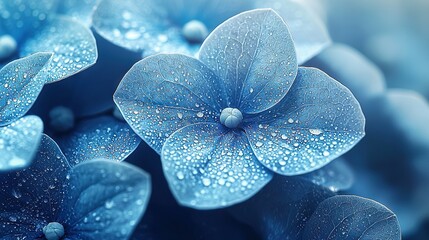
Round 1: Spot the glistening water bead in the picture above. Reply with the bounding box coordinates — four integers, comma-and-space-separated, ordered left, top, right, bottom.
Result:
182, 20, 209, 43
43, 222, 65, 240
0, 35, 17, 61
220, 108, 243, 129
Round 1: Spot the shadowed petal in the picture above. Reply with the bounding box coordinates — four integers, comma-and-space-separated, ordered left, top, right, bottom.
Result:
161, 123, 273, 209
114, 54, 226, 153
230, 176, 334, 240
199, 9, 297, 113
20, 16, 97, 83
303, 195, 401, 239
244, 67, 365, 175
301, 158, 354, 192
0, 134, 70, 238
0, 116, 43, 172
256, 0, 331, 64
57, 116, 141, 166
59, 160, 151, 240
0, 52, 52, 125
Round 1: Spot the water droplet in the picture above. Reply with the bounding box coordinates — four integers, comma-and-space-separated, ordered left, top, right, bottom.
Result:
125, 30, 141, 40
323, 151, 330, 156
177, 112, 183, 119
309, 129, 323, 135
287, 118, 294, 123
202, 178, 211, 186
176, 171, 184, 180
255, 142, 263, 147
196, 112, 204, 118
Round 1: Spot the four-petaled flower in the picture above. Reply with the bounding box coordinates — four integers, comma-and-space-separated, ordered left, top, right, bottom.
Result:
114, 9, 365, 209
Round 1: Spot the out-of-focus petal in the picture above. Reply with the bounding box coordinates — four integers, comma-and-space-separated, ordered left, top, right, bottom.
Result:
161, 123, 273, 209
57, 0, 101, 27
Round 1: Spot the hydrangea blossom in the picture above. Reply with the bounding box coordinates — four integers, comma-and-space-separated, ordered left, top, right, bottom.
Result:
114, 9, 365, 209
0, 0, 97, 83
0, 134, 151, 239
92, 0, 330, 63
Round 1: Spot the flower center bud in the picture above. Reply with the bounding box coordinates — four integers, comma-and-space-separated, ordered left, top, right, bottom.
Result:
182, 20, 209, 43
49, 106, 75, 133
220, 108, 243, 129
0, 35, 17, 61
43, 222, 65, 240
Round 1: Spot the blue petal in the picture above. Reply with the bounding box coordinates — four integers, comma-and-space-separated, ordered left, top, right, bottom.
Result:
59, 160, 151, 240
92, 0, 185, 54
0, 134, 70, 237
0, 0, 56, 41
256, 0, 332, 64
303, 195, 401, 239
199, 9, 297, 114
161, 123, 273, 209
57, 0, 101, 27
307, 44, 386, 104
244, 67, 365, 175
20, 16, 97, 83
301, 158, 354, 192
230, 176, 334, 240
57, 116, 141, 166
114, 54, 226, 153
0, 116, 43, 172
0, 52, 52, 125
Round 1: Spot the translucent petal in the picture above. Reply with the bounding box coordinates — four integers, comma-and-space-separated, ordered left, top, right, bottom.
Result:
92, 0, 178, 53
0, 134, 70, 237
57, 0, 101, 27
301, 158, 354, 192
303, 195, 401, 239
199, 9, 297, 113
20, 16, 97, 83
0, 52, 52, 125
114, 54, 226, 153
244, 67, 365, 175
255, 0, 331, 64
161, 123, 273, 209
57, 116, 141, 166
230, 176, 334, 240
0, 0, 56, 41
59, 160, 151, 240
0, 116, 43, 172
307, 44, 386, 103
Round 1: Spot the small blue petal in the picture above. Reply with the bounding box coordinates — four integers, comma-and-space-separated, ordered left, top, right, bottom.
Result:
0, 134, 70, 238
57, 116, 141, 166
20, 16, 97, 83
114, 54, 226, 153
161, 123, 273, 209
57, 0, 102, 27
256, 0, 332, 64
308, 44, 386, 104
0, 116, 44, 172
301, 158, 354, 192
0, 52, 52, 125
303, 195, 401, 239
244, 67, 365, 175
59, 160, 151, 240
199, 9, 297, 113
230, 176, 334, 240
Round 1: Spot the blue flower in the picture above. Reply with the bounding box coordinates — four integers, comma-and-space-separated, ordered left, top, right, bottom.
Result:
114, 9, 365, 209
92, 0, 331, 63
0, 0, 97, 83
0, 134, 151, 239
